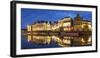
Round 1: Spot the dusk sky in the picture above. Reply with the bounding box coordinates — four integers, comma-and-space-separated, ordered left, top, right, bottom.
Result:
21, 8, 92, 29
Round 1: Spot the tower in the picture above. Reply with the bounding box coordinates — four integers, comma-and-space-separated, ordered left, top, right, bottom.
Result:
75, 14, 82, 21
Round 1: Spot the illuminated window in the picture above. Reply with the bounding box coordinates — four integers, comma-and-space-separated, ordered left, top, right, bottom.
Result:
63, 22, 71, 27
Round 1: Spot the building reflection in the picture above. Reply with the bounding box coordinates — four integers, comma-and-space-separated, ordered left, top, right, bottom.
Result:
26, 34, 91, 47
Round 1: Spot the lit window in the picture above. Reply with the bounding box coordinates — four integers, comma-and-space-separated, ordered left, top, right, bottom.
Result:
63, 22, 71, 27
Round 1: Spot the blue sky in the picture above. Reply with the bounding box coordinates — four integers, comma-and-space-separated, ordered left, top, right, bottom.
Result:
21, 8, 92, 29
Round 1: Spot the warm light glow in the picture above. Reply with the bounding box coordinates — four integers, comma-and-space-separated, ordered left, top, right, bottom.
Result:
27, 35, 31, 42
88, 25, 92, 30
81, 38, 85, 43
82, 24, 86, 28
27, 25, 31, 31
63, 39, 71, 44
88, 36, 91, 42
52, 24, 60, 30
63, 22, 71, 27
59, 18, 71, 22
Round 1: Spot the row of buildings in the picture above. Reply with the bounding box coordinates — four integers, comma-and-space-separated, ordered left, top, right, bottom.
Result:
27, 14, 92, 32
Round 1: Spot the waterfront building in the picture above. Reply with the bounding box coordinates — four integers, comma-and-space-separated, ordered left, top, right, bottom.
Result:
81, 20, 92, 31
73, 14, 83, 31
27, 24, 32, 32
27, 21, 51, 31
27, 14, 91, 32
52, 17, 73, 31
58, 17, 73, 31
73, 14, 91, 31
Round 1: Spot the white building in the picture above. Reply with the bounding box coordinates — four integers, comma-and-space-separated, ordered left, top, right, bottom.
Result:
52, 17, 72, 31
27, 22, 51, 31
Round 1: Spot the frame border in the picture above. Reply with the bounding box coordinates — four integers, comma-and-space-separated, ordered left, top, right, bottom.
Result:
10, 1, 98, 57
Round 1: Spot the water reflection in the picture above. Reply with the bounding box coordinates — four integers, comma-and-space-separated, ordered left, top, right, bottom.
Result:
26, 34, 92, 47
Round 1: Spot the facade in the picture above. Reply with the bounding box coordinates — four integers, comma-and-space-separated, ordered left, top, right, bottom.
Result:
52, 17, 73, 31
27, 22, 51, 31
81, 20, 92, 31
32, 23, 51, 31
58, 17, 73, 31
27, 14, 91, 32
73, 14, 83, 31
73, 14, 91, 31
27, 24, 32, 32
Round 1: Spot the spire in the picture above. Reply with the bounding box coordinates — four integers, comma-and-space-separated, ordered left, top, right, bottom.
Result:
75, 13, 82, 21
76, 14, 81, 18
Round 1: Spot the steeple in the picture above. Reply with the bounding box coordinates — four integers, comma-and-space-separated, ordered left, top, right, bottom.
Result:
75, 14, 82, 21
77, 14, 80, 18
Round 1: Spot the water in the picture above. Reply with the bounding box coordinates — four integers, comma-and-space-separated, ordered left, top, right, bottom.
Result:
21, 35, 61, 49
21, 35, 92, 49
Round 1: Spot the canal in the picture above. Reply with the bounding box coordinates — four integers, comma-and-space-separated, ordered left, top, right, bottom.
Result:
21, 32, 92, 49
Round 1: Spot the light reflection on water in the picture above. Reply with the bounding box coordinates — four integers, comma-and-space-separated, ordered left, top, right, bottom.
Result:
21, 34, 92, 49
